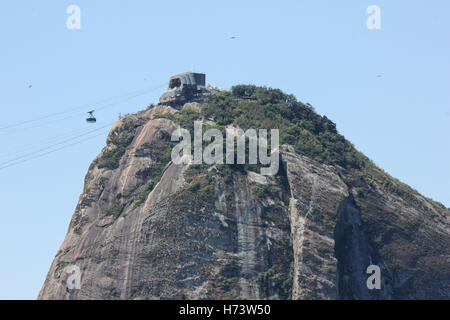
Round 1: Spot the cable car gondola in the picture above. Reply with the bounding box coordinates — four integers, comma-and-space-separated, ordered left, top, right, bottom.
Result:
86, 110, 96, 123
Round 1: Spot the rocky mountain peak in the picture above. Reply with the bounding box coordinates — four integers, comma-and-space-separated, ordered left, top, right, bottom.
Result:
38, 85, 450, 300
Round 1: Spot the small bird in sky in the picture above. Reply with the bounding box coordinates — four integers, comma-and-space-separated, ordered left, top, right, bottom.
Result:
376, 75, 382, 78
28, 84, 32, 88
230, 36, 237, 40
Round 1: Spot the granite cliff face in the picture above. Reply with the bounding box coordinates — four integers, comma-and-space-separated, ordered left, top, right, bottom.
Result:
38, 89, 450, 300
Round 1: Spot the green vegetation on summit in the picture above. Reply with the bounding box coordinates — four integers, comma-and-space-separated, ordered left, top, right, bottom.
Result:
155, 85, 448, 214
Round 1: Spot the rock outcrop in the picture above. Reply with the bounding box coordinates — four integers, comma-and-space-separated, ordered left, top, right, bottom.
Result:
38, 95, 450, 300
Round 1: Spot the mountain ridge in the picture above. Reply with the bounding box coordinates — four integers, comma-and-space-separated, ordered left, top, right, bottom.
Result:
38, 85, 450, 300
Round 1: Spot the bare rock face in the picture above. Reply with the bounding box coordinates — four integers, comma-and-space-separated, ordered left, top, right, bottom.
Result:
38, 104, 450, 300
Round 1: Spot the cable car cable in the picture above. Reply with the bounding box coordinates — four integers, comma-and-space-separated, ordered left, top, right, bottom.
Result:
0, 122, 115, 167
0, 82, 166, 131
0, 85, 163, 136
0, 131, 108, 171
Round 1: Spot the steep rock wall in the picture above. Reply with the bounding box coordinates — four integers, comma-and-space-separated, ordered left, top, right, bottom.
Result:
38, 106, 450, 300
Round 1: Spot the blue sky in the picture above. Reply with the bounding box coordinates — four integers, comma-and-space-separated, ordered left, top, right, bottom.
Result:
0, 0, 449, 299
